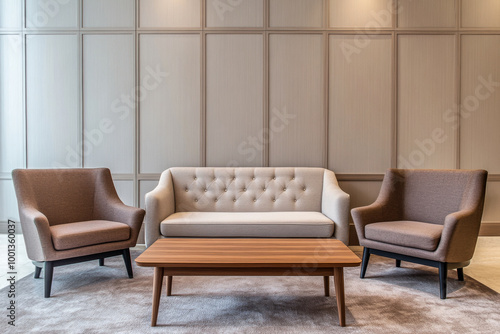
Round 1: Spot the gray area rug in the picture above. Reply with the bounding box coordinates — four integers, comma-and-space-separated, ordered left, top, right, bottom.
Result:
2, 251, 499, 334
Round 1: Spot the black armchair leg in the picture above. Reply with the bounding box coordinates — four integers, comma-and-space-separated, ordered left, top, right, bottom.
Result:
439, 262, 447, 299
44, 261, 54, 298
122, 249, 133, 278
99, 258, 104, 266
457, 268, 464, 281
34, 265, 42, 279
360, 248, 370, 278
396, 259, 401, 267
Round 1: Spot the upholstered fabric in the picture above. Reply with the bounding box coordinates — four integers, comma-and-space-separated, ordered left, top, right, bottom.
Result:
170, 167, 324, 212
365, 221, 443, 251
50, 220, 131, 251
144, 167, 350, 247
352, 169, 488, 263
12, 168, 145, 262
160, 212, 334, 238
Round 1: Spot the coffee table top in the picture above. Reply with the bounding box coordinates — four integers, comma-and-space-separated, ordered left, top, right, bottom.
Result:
135, 238, 361, 268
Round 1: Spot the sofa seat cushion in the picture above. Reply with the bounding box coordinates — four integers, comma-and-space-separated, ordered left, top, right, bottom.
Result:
160, 212, 334, 238
50, 220, 131, 251
365, 220, 443, 251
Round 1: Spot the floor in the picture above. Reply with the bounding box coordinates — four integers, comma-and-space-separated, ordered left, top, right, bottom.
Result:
1, 236, 499, 293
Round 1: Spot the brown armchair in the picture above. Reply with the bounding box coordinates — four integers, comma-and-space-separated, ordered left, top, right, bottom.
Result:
351, 169, 488, 299
12, 168, 145, 297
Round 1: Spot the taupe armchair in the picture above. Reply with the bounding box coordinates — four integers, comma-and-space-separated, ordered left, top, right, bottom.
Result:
351, 169, 488, 299
12, 168, 145, 297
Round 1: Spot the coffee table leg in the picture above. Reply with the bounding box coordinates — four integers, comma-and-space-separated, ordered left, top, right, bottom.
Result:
324, 276, 330, 297
151, 267, 164, 327
333, 267, 346, 327
166, 276, 173, 296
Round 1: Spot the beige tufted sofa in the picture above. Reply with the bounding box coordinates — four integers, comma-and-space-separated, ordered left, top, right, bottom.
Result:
144, 167, 350, 247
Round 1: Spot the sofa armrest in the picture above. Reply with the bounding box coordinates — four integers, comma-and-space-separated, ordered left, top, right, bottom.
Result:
144, 169, 176, 247
19, 206, 55, 262
321, 170, 350, 245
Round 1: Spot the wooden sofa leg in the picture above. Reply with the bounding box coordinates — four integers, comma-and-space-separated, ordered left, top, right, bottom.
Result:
457, 268, 464, 281
99, 258, 104, 266
439, 262, 447, 299
44, 261, 54, 298
360, 248, 370, 278
396, 259, 401, 267
122, 249, 133, 278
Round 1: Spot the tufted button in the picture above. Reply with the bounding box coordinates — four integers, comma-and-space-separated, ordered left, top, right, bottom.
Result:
194, 199, 198, 202
252, 177, 255, 180
214, 199, 218, 202
233, 198, 237, 202
204, 188, 208, 192
273, 176, 276, 180
294, 199, 297, 202
292, 177, 295, 180
272, 199, 276, 202
243, 188, 247, 192
263, 187, 266, 191
283, 187, 286, 191
185, 188, 188, 192
233, 177, 236, 180
303, 187, 306, 191
253, 199, 257, 202
194, 177, 197, 180
224, 188, 228, 192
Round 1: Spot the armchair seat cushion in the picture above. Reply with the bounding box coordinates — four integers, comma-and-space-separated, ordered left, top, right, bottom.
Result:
50, 220, 131, 251
160, 212, 334, 238
365, 220, 443, 251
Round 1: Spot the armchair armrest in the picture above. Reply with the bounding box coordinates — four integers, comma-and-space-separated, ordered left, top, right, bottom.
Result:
19, 206, 54, 262
144, 169, 176, 247
436, 209, 481, 263
321, 170, 350, 245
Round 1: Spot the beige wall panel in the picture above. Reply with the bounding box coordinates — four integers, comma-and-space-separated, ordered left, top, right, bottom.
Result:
206, 0, 263, 27
329, 35, 392, 174
338, 180, 382, 224
460, 35, 500, 173
139, 0, 201, 28
329, 0, 392, 28
270, 0, 323, 28
482, 181, 500, 222
462, 0, 500, 28
269, 34, 324, 167
26, 34, 79, 168
83, 0, 135, 28
206, 34, 264, 167
139, 180, 158, 209
26, 0, 78, 28
0, 180, 18, 222
397, 35, 457, 169
83, 34, 135, 174
139, 34, 201, 173
0, 35, 23, 173
0, 0, 22, 28
398, 0, 456, 28
114, 180, 134, 207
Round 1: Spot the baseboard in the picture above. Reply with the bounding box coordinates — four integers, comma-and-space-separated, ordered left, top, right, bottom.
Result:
479, 222, 500, 236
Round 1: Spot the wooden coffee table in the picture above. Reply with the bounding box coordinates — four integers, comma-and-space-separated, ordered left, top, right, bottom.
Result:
135, 238, 361, 327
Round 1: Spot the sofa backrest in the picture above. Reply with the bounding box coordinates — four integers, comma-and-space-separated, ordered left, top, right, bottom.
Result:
169, 167, 325, 212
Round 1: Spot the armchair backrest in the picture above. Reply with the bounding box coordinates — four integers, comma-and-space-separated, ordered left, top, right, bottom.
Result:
12, 168, 111, 225
384, 169, 488, 225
